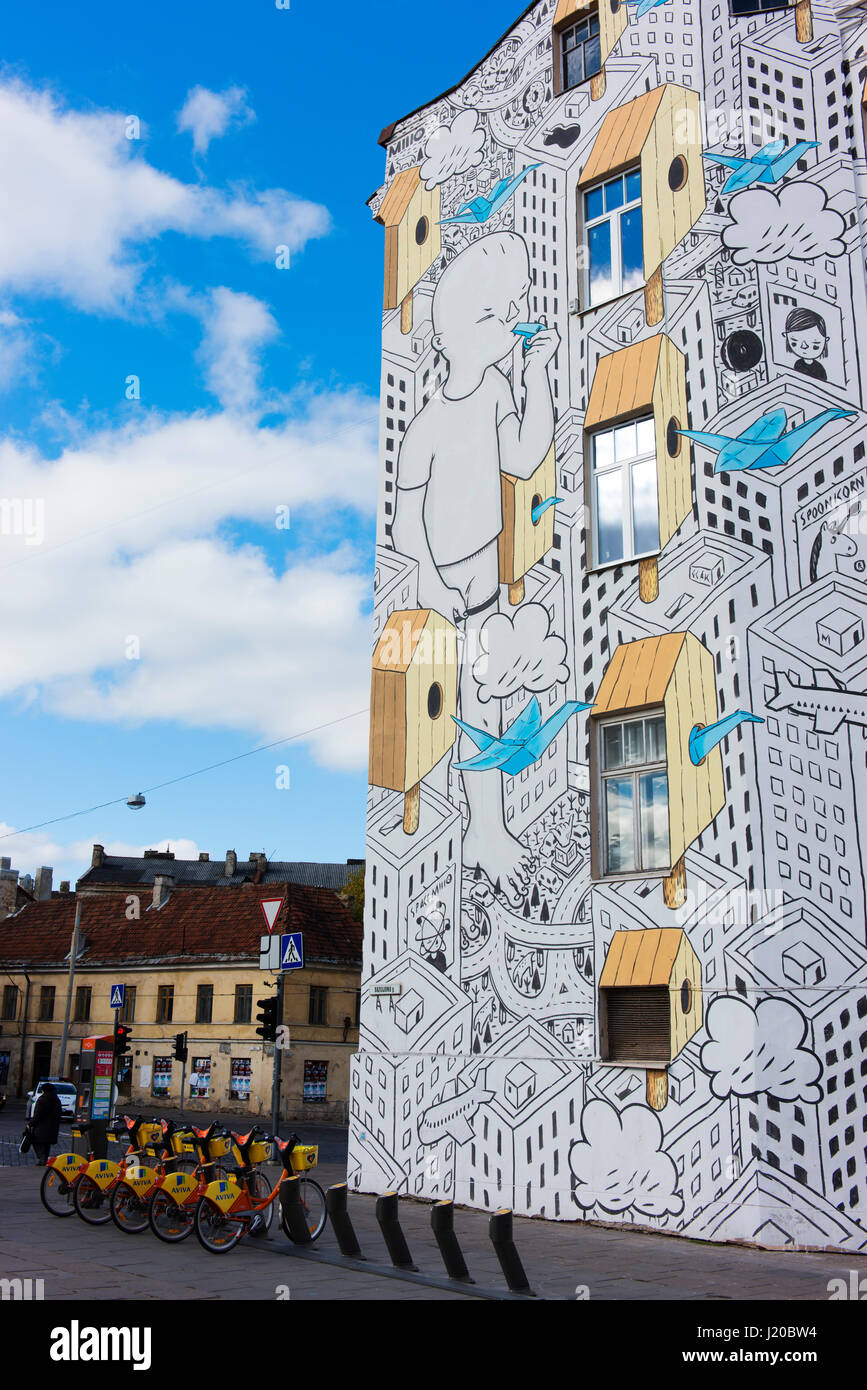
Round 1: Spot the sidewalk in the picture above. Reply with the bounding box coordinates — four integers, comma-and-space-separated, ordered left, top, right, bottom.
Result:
1, 1162, 862, 1301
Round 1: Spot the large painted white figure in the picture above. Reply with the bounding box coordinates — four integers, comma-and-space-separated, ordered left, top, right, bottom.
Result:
393, 232, 560, 896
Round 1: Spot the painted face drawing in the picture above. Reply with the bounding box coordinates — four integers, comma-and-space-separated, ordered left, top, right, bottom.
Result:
783, 307, 829, 382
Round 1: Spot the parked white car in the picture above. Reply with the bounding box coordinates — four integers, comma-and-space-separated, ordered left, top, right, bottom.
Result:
25, 1079, 77, 1120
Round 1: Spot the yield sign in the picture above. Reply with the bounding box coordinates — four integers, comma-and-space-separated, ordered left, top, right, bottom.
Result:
260, 897, 285, 934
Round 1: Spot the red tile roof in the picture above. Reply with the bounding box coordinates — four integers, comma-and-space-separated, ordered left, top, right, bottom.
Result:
0, 884, 362, 969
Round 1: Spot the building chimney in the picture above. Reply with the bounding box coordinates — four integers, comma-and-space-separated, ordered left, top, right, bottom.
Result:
59, 881, 70, 894
34, 866, 53, 901
92, 844, 105, 868
198, 852, 210, 862
225, 850, 237, 878
152, 874, 174, 908
0, 857, 11, 872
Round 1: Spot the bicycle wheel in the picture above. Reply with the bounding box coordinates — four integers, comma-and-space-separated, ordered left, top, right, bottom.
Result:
280, 1177, 327, 1241
40, 1166, 77, 1217
246, 1170, 274, 1236
110, 1182, 151, 1234
149, 1188, 196, 1243
194, 1196, 245, 1253
74, 1174, 113, 1225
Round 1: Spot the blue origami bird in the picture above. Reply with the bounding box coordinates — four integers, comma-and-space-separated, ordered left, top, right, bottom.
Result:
624, 0, 669, 15
689, 712, 764, 766
440, 164, 540, 225
531, 496, 562, 523
453, 696, 591, 775
703, 139, 819, 194
677, 408, 854, 474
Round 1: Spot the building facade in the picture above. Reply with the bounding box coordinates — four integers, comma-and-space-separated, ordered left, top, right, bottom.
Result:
0, 881, 362, 1123
350, 0, 867, 1250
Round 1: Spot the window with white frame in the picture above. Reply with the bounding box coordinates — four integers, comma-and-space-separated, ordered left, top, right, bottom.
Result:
591, 415, 659, 566
599, 713, 669, 874
561, 12, 601, 89
584, 170, 643, 307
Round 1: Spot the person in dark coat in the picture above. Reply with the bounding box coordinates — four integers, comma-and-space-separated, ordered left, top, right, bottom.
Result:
29, 1082, 62, 1165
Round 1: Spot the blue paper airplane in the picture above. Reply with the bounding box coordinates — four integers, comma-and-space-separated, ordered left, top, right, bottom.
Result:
677, 408, 854, 474
531, 495, 562, 523
513, 322, 546, 340
703, 139, 819, 194
453, 696, 591, 775
440, 164, 541, 225
624, 0, 669, 15
689, 712, 764, 766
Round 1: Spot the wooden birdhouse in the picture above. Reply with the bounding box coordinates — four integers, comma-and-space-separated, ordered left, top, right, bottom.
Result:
369, 609, 457, 833
374, 167, 442, 334
599, 927, 703, 1109
498, 443, 556, 605
584, 334, 690, 601
590, 632, 724, 908
578, 84, 705, 324
552, 0, 627, 101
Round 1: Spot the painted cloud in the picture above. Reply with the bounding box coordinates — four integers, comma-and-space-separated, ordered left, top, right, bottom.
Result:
420, 110, 485, 189
700, 996, 823, 1103
722, 183, 847, 265
471, 603, 569, 703
569, 1100, 684, 1217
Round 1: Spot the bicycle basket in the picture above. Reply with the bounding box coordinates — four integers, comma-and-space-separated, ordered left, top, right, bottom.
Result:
290, 1144, 318, 1171
207, 1134, 232, 1159
249, 1140, 272, 1165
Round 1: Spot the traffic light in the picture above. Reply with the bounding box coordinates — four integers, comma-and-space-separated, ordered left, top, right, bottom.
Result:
255, 996, 279, 1042
114, 1023, 133, 1063
172, 1032, 188, 1063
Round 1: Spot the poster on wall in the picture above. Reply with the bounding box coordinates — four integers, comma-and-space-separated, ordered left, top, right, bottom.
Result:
189, 1057, 211, 1099
152, 1057, 172, 1097
229, 1057, 251, 1100
303, 1060, 328, 1103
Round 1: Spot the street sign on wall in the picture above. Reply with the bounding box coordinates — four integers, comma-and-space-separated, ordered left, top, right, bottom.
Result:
280, 933, 304, 970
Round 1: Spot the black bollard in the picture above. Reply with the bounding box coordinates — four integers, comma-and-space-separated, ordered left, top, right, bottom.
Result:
326, 1183, 364, 1259
280, 1175, 315, 1244
431, 1200, 473, 1282
375, 1191, 417, 1270
489, 1208, 533, 1294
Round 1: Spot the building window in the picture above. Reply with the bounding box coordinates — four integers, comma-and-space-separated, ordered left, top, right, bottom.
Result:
189, 1057, 211, 1099
590, 415, 659, 565
152, 1056, 172, 1097
74, 986, 92, 1022
308, 987, 328, 1027
303, 1060, 328, 1103
729, 0, 788, 11
196, 984, 214, 1024
156, 984, 174, 1023
229, 1057, 251, 1100
234, 984, 252, 1024
599, 712, 669, 874
119, 986, 136, 1023
584, 170, 642, 308
2, 985, 18, 1020
39, 986, 55, 1021
561, 12, 601, 90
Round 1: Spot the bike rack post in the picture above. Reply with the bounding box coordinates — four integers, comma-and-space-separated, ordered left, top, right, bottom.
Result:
431, 1200, 473, 1282
326, 1183, 364, 1259
280, 1175, 315, 1244
375, 1192, 417, 1270
488, 1208, 533, 1295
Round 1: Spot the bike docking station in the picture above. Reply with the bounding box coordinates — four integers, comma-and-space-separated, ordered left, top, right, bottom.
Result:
272, 1178, 538, 1300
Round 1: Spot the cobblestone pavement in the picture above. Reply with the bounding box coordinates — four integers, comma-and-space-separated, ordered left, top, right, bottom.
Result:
1, 1160, 864, 1302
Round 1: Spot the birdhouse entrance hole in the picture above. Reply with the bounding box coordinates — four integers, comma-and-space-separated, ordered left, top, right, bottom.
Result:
427, 682, 443, 720
415, 216, 429, 246
531, 493, 543, 525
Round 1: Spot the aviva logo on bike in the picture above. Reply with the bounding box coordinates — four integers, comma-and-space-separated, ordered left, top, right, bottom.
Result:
204, 1179, 240, 1211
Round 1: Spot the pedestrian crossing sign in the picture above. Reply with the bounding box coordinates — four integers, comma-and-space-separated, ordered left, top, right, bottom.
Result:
280, 932, 304, 971
110, 983, 125, 1009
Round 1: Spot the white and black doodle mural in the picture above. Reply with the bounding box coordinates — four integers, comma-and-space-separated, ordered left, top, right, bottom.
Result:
350, 0, 867, 1251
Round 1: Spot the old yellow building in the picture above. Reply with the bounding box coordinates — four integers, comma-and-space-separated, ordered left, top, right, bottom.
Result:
0, 879, 362, 1123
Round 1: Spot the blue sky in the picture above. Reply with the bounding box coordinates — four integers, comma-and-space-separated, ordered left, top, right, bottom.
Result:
0, 0, 517, 885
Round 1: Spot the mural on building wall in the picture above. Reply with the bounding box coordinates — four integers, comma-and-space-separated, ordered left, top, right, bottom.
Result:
349, 0, 867, 1252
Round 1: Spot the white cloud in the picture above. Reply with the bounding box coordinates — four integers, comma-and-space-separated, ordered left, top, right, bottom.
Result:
0, 78, 329, 312
177, 85, 254, 157
722, 183, 847, 266
700, 995, 823, 1103
569, 1099, 683, 1217
0, 828, 201, 890
192, 286, 279, 413
472, 603, 569, 703
420, 110, 485, 189
0, 396, 377, 769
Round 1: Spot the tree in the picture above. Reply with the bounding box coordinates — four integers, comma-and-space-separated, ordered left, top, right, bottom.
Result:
341, 867, 365, 923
